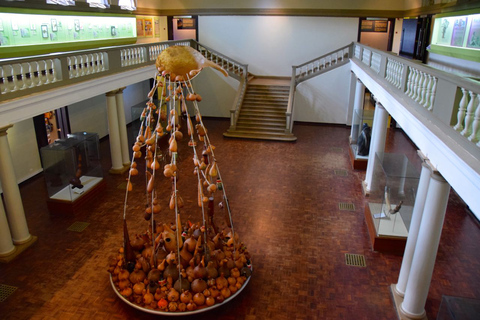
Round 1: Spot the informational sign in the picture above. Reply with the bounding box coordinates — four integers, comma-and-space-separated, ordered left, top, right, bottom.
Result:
361, 20, 388, 33
144, 18, 153, 37
451, 17, 468, 47
177, 18, 196, 30
467, 17, 480, 48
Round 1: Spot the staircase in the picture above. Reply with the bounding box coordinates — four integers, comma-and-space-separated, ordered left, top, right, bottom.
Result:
224, 82, 297, 141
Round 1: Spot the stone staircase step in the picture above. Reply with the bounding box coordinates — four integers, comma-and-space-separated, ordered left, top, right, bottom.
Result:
241, 103, 287, 110
237, 118, 285, 126
235, 125, 286, 133
223, 130, 297, 142
239, 111, 286, 118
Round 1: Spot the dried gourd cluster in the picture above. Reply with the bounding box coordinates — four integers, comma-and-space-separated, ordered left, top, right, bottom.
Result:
108, 46, 252, 314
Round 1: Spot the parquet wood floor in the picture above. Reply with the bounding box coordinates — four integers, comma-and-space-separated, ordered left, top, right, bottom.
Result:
0, 119, 479, 320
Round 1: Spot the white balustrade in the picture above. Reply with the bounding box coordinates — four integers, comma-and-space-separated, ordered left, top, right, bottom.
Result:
362, 49, 371, 65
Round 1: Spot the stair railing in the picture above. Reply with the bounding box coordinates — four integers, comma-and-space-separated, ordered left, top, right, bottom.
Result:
190, 41, 249, 130
286, 43, 354, 133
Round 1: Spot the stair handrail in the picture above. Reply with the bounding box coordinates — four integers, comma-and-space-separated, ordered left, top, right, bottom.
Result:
189, 40, 249, 129
286, 42, 354, 133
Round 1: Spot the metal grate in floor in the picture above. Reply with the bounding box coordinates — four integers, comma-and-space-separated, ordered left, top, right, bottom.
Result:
334, 169, 348, 176
338, 202, 355, 211
345, 253, 367, 267
330, 147, 344, 153
67, 221, 90, 232
0, 284, 17, 302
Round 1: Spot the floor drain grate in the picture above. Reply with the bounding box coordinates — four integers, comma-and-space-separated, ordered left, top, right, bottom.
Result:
0, 284, 17, 302
334, 169, 348, 176
330, 147, 344, 153
117, 182, 127, 190
339, 202, 355, 211
345, 253, 367, 267
67, 222, 90, 232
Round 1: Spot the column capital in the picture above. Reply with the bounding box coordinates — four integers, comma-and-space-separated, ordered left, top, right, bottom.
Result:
356, 78, 363, 85
106, 90, 118, 97
375, 100, 385, 109
116, 87, 127, 93
0, 124, 14, 136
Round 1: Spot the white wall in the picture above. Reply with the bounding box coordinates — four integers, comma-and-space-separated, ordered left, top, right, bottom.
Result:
0, 119, 43, 193
293, 64, 352, 124
199, 16, 358, 77
191, 68, 240, 118
68, 81, 151, 139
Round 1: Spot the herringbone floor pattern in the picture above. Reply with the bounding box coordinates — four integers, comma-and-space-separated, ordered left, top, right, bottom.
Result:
0, 119, 479, 320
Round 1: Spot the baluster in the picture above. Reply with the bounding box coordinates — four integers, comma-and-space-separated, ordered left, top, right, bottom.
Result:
30, 62, 41, 86
428, 77, 437, 111
405, 67, 413, 96
386, 60, 392, 82
417, 72, 428, 103
395, 62, 404, 88
414, 71, 424, 102
21, 63, 33, 88
320, 58, 325, 69
422, 75, 433, 109
412, 69, 420, 99
0, 66, 7, 93
38, 60, 49, 85
468, 94, 480, 143
461, 91, 478, 136
11, 64, 23, 90
454, 88, 468, 131
398, 63, 405, 89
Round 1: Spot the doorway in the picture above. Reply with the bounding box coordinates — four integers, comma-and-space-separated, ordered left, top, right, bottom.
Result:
167, 16, 198, 41
34, 107, 71, 150
399, 16, 432, 62
358, 18, 396, 51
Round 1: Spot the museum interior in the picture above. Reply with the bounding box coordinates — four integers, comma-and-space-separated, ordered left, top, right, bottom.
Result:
0, 0, 480, 319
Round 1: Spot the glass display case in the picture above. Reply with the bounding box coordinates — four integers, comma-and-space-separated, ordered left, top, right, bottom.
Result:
364, 152, 420, 254
40, 132, 104, 213
349, 109, 374, 170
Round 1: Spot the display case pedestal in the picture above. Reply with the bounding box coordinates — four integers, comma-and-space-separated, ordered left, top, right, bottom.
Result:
349, 144, 368, 170
47, 177, 106, 214
364, 203, 407, 255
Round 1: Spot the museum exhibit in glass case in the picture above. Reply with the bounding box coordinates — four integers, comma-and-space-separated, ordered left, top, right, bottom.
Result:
364, 152, 420, 254
40, 132, 105, 214
349, 109, 374, 170
107, 45, 252, 315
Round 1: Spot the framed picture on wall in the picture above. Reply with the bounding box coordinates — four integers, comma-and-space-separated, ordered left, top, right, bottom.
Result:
51, 19, 58, 32
74, 19, 80, 32
136, 18, 144, 36
41, 24, 49, 39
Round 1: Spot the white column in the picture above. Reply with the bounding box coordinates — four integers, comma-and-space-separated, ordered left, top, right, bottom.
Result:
0, 198, 16, 256
0, 125, 32, 244
401, 169, 450, 319
363, 102, 389, 193
350, 78, 365, 143
106, 91, 124, 173
394, 152, 431, 297
115, 87, 130, 166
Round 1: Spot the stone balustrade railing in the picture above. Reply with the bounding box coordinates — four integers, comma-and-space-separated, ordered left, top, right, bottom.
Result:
354, 42, 480, 149
0, 39, 246, 104
286, 43, 353, 133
